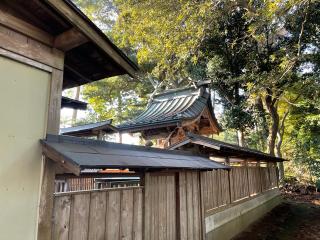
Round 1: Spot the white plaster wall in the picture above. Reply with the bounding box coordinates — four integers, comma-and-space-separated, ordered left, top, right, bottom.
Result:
0, 56, 50, 240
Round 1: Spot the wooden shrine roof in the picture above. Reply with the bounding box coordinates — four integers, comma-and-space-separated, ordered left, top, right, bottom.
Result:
0, 0, 138, 89
60, 120, 117, 136
41, 134, 230, 175
168, 133, 286, 162
117, 86, 221, 134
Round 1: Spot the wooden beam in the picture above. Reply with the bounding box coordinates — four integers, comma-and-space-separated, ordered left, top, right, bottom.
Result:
42, 144, 81, 175
54, 27, 88, 51
45, 0, 137, 77
0, 47, 53, 72
0, 9, 54, 46
203, 107, 220, 134
0, 24, 64, 70
37, 68, 64, 240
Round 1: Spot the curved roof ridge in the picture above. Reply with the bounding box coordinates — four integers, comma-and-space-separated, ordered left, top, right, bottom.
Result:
117, 86, 220, 133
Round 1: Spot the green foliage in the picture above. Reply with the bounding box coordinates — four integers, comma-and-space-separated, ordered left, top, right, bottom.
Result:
112, 0, 215, 85
73, 0, 320, 181
81, 76, 153, 124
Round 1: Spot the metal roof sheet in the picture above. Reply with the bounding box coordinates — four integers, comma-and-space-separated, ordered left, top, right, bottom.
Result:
60, 120, 116, 135
118, 87, 220, 132
41, 134, 229, 175
61, 96, 88, 110
169, 132, 285, 162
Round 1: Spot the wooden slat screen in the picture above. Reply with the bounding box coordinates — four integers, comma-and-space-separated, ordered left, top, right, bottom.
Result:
248, 167, 262, 196
52, 187, 143, 240
269, 165, 278, 188
179, 171, 203, 240
229, 167, 249, 202
202, 165, 279, 213
260, 167, 271, 191
144, 173, 176, 240
200, 170, 230, 211
67, 178, 95, 192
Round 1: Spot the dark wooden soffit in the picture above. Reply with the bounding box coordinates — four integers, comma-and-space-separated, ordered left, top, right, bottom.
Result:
168, 133, 286, 162
0, 0, 138, 89
61, 96, 87, 110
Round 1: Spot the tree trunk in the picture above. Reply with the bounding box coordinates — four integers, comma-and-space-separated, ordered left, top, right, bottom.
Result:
237, 130, 245, 147
264, 92, 279, 156
276, 134, 285, 182
275, 109, 289, 182
72, 86, 80, 125
117, 92, 123, 122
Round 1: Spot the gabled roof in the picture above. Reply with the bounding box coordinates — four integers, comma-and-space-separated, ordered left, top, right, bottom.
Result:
60, 120, 117, 136
118, 87, 221, 133
41, 134, 229, 175
61, 96, 87, 110
168, 132, 285, 162
1, 0, 138, 89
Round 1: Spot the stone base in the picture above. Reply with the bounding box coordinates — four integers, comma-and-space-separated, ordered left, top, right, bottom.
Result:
206, 189, 282, 240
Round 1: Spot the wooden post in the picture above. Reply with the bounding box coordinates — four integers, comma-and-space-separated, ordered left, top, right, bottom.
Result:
97, 130, 103, 140
258, 161, 263, 193
199, 172, 206, 240
225, 156, 230, 166
37, 68, 63, 240
119, 132, 123, 143
245, 160, 250, 197
227, 168, 233, 204
267, 162, 272, 189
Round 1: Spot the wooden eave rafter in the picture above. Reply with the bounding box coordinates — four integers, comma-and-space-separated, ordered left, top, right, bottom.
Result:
53, 27, 88, 51
42, 142, 81, 176
45, 0, 137, 77
0, 8, 54, 46
201, 107, 220, 134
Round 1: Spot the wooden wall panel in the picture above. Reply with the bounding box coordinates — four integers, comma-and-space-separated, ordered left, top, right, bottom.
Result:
144, 173, 176, 240
52, 195, 71, 240
88, 192, 107, 240
269, 165, 278, 188
52, 187, 143, 240
248, 167, 262, 196
260, 167, 271, 191
200, 170, 231, 211
178, 171, 202, 240
230, 167, 250, 202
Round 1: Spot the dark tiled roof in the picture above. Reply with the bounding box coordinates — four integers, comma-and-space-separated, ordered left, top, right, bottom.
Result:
60, 120, 116, 135
61, 96, 87, 110
118, 87, 220, 132
169, 133, 285, 162
41, 134, 229, 175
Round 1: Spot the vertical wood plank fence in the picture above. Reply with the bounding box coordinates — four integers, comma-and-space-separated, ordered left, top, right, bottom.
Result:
52, 187, 143, 240
201, 164, 279, 214
178, 171, 203, 240
52, 165, 279, 240
144, 173, 176, 240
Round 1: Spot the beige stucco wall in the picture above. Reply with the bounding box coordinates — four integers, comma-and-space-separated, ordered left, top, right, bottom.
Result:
0, 56, 50, 240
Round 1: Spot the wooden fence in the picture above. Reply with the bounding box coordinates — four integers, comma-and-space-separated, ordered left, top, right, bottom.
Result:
52, 165, 278, 240
144, 173, 176, 240
52, 187, 143, 240
178, 171, 203, 240
201, 164, 278, 214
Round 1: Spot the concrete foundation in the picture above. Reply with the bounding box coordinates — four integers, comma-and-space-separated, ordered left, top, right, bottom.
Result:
206, 189, 282, 240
